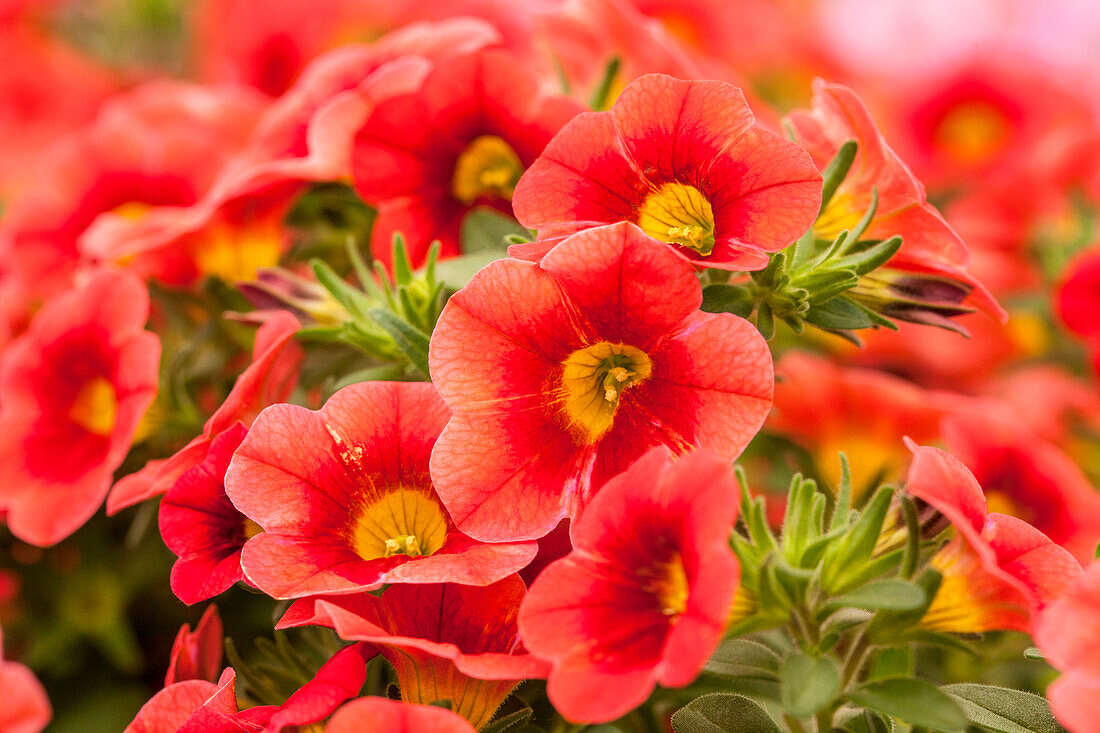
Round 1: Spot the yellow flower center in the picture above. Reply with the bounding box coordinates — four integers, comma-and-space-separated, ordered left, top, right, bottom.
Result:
69, 377, 118, 436
559, 341, 652, 442
192, 221, 283, 283
243, 518, 264, 541
816, 434, 901, 503
935, 100, 1011, 165
451, 135, 524, 205
921, 537, 1019, 633
813, 191, 866, 241
350, 488, 449, 561
640, 553, 690, 618
636, 182, 716, 255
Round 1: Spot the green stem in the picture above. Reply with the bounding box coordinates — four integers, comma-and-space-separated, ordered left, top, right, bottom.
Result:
784, 713, 809, 733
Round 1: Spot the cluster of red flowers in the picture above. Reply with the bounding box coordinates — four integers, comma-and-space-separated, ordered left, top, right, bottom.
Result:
1, 1, 1099, 732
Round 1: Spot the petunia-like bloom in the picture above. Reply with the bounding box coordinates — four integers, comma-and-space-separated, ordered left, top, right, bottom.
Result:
0, 625, 51, 733
351, 47, 584, 268
904, 441, 1082, 634
509, 73, 821, 271
158, 423, 259, 604
0, 269, 160, 546
1034, 561, 1100, 733
164, 605, 223, 685
225, 381, 536, 599
784, 79, 1003, 319
82, 18, 501, 281
518, 448, 740, 723
429, 222, 773, 542
277, 576, 549, 729
941, 407, 1100, 563
326, 697, 476, 733
125, 668, 238, 733
108, 310, 302, 514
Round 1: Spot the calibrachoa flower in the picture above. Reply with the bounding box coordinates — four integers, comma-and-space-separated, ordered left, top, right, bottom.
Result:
108, 310, 302, 514
82, 18, 502, 280
159, 424, 258, 604
429, 222, 773, 541
0, 625, 51, 733
164, 605, 223, 685
0, 269, 160, 546
941, 408, 1100, 562
1057, 243, 1100, 339
784, 79, 1003, 319
904, 441, 1082, 633
518, 447, 740, 723
325, 697, 476, 733
125, 668, 238, 733
225, 381, 536, 598
1035, 560, 1100, 733
278, 576, 548, 729
510, 73, 822, 270
351, 47, 585, 268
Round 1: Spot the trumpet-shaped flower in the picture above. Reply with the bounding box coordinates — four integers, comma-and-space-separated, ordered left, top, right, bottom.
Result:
518, 448, 740, 723
225, 381, 536, 598
429, 222, 773, 542
0, 269, 160, 546
510, 73, 821, 270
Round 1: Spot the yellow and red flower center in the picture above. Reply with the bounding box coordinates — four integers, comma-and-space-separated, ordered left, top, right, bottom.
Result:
816, 433, 901, 502
636, 182, 716, 255
934, 100, 1011, 165
813, 191, 864, 241
921, 536, 1018, 633
451, 135, 524, 205
559, 341, 652, 442
640, 552, 690, 618
192, 220, 283, 283
350, 488, 449, 561
69, 377, 118, 436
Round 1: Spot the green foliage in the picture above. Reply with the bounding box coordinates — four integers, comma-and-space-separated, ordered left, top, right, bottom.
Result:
672, 694, 782, 733
942, 684, 1067, 733
847, 679, 969, 733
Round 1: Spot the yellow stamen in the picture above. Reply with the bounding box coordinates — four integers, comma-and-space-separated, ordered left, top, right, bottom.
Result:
350, 488, 448, 561
559, 342, 652, 442
70, 377, 118, 436
636, 182, 716, 255
192, 221, 283, 282
640, 553, 690, 618
451, 135, 524, 205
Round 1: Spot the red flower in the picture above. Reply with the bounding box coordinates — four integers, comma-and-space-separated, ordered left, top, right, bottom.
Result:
769, 351, 956, 499
326, 697, 476, 733
278, 576, 548, 729
225, 381, 535, 599
108, 310, 302, 514
351, 47, 584, 268
0, 625, 51, 733
904, 441, 1082, 633
164, 605, 223, 685
518, 448, 740, 723
125, 669, 238, 733
0, 80, 267, 338
784, 79, 1003, 319
510, 73, 821, 271
82, 19, 500, 282
0, 269, 160, 546
941, 407, 1100, 562
429, 222, 773, 541
159, 424, 257, 604
1035, 561, 1100, 733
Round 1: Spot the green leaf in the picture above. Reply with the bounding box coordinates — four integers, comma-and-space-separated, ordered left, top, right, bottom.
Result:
835, 710, 893, 733
819, 140, 858, 216
780, 654, 841, 718
829, 579, 927, 612
369, 308, 431, 378
867, 647, 915, 681
702, 283, 756, 317
941, 684, 1065, 733
460, 208, 530, 252
848, 679, 968, 733
831, 236, 903, 277
480, 703, 534, 733
432, 250, 506, 290
672, 693, 781, 733
589, 56, 622, 109
804, 296, 875, 330
704, 639, 781, 680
